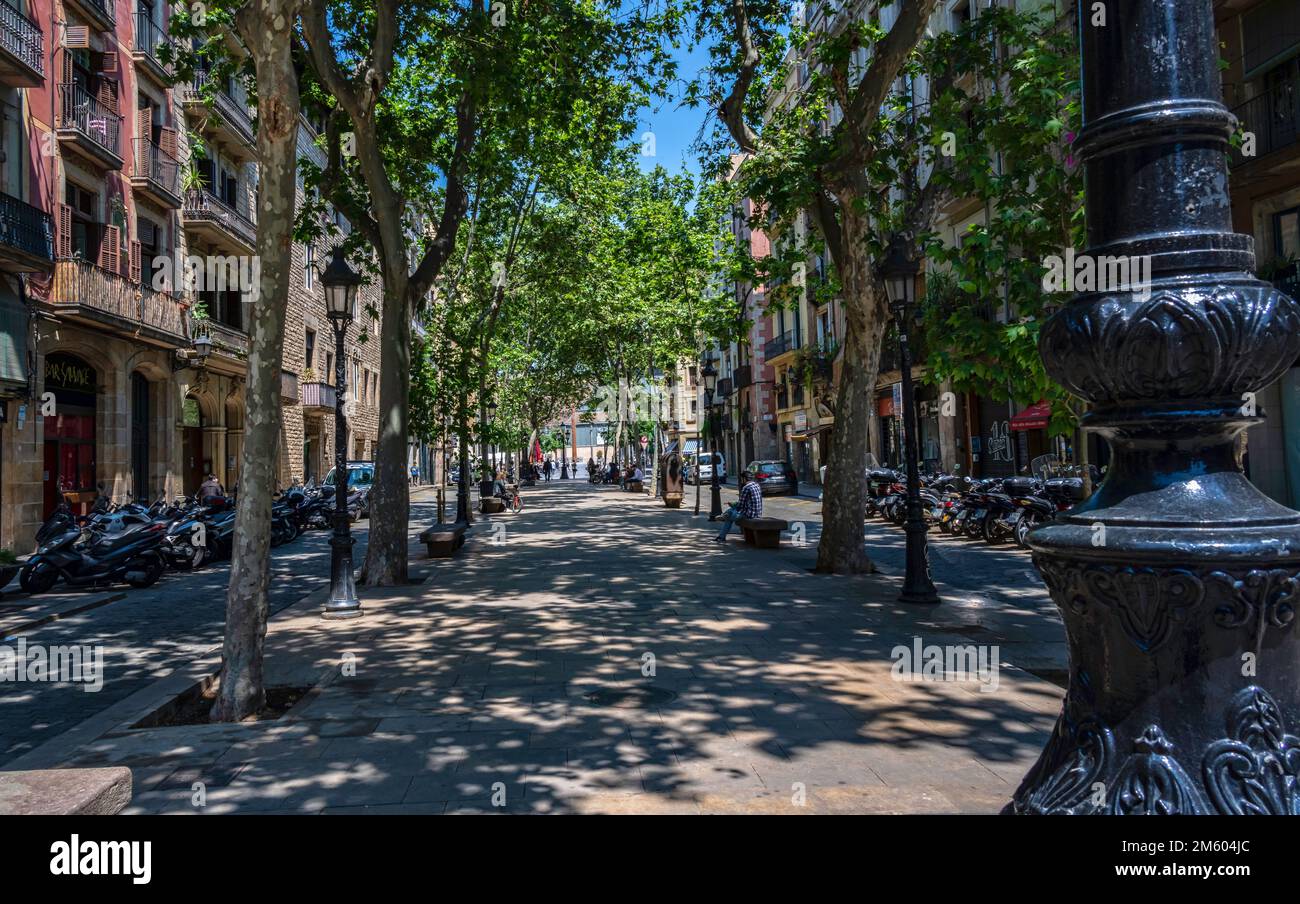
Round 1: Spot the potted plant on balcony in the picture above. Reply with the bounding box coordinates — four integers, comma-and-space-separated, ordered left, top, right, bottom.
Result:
0, 548, 19, 596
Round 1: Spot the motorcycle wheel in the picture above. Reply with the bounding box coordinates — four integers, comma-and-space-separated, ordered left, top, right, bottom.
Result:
19, 563, 58, 595
981, 512, 1005, 544
185, 543, 206, 569
1015, 514, 1040, 548
126, 554, 164, 588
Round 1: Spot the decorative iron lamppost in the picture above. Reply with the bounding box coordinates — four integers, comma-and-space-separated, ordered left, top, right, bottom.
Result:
560, 422, 571, 479
701, 356, 723, 520
320, 247, 363, 620
880, 235, 939, 606
1010, 0, 1300, 815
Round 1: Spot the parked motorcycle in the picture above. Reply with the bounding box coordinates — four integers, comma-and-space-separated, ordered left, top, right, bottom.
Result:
19, 522, 166, 594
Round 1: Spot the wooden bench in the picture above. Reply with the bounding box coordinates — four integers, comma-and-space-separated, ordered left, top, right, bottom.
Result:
625, 480, 644, 493
737, 516, 788, 549
480, 496, 505, 514
419, 522, 468, 558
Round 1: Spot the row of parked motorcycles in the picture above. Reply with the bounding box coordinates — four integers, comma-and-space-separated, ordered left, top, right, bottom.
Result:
17, 479, 371, 595
866, 454, 1099, 548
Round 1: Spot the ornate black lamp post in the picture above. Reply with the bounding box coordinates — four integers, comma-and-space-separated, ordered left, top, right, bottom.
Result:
320, 247, 362, 620
560, 422, 571, 479
701, 357, 723, 520
881, 235, 939, 606
1010, 1, 1300, 815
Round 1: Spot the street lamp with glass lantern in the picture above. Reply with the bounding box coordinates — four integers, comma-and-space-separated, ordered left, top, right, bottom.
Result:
880, 234, 939, 606
560, 422, 571, 479
701, 356, 723, 520
320, 247, 363, 620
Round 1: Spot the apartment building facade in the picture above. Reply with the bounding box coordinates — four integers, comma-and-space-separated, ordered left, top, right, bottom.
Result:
0, 0, 381, 552
1219, 0, 1300, 509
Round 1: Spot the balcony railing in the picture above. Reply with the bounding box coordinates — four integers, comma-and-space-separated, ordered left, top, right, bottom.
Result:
68, 0, 114, 26
133, 137, 180, 197
1232, 80, 1299, 165
205, 319, 248, 357
764, 330, 799, 360
733, 362, 753, 389
49, 259, 190, 342
182, 188, 257, 249
180, 69, 255, 147
134, 8, 166, 62
0, 0, 44, 77
300, 381, 337, 410
58, 83, 122, 157
0, 190, 52, 262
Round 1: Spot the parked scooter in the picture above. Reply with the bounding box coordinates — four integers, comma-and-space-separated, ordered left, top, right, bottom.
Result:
19, 522, 166, 594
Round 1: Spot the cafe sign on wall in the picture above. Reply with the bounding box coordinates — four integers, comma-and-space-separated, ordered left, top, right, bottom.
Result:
44, 354, 97, 394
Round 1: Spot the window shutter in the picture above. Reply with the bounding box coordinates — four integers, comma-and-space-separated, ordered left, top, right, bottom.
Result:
56, 203, 72, 258
61, 48, 73, 86
130, 240, 142, 284
159, 126, 178, 158
65, 26, 90, 49
137, 105, 151, 139
98, 224, 120, 272
96, 78, 117, 115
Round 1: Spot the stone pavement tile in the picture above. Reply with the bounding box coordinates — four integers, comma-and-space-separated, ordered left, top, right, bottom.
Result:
153, 761, 250, 791
807, 785, 970, 815
320, 801, 448, 815
212, 733, 338, 765
569, 793, 700, 815
528, 724, 632, 750
201, 760, 415, 813
639, 758, 766, 798
854, 743, 1009, 792
374, 714, 473, 734
523, 764, 646, 806
405, 766, 527, 805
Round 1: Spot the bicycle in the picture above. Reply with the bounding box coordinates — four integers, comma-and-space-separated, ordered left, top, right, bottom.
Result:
497, 483, 523, 514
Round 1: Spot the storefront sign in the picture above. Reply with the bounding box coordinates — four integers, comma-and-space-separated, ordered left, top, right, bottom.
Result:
793, 410, 807, 432
44, 354, 97, 395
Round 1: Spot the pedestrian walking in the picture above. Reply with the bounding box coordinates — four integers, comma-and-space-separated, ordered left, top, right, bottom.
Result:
543, 459, 553, 481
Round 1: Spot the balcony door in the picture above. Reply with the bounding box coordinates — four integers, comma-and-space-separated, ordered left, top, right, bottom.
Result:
130, 371, 150, 500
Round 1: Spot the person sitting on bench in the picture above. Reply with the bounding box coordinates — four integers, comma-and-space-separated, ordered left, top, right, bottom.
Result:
715, 468, 761, 542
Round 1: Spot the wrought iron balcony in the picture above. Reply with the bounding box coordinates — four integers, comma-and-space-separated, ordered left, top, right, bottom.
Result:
763, 330, 799, 361
0, 0, 43, 87
1232, 77, 1299, 166
65, 0, 114, 29
733, 362, 753, 389
132, 9, 171, 84
49, 258, 190, 343
181, 188, 257, 254
131, 137, 182, 208
179, 69, 256, 155
0, 190, 52, 273
56, 83, 123, 169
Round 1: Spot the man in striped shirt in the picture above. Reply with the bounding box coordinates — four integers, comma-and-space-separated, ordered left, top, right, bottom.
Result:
715, 469, 762, 542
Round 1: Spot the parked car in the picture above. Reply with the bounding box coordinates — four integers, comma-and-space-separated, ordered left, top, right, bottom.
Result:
324, 461, 375, 518
690, 452, 726, 485
747, 460, 799, 495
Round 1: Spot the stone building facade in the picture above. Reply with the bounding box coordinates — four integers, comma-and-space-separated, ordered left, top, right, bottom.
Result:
0, 1, 382, 553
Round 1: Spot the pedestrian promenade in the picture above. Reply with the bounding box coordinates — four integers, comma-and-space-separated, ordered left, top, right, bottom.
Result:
6, 481, 1063, 814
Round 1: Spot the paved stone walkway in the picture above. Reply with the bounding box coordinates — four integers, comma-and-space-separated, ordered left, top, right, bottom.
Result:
5, 481, 1064, 814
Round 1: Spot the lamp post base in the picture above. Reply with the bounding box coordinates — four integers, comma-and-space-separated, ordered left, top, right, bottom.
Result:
899, 518, 940, 605
322, 531, 362, 619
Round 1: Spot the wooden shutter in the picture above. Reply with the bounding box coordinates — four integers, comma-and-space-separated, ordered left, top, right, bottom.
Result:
137, 105, 152, 139
61, 49, 72, 87
96, 78, 117, 115
129, 240, 142, 284
98, 50, 118, 71
158, 126, 178, 158
65, 26, 90, 49
56, 203, 72, 259
98, 224, 120, 272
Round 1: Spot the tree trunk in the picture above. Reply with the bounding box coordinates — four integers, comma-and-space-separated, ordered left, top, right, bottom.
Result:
214, 1, 300, 721
815, 202, 888, 575
361, 283, 411, 585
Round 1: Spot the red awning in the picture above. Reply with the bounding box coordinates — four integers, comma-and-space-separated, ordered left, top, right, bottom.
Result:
1010, 401, 1051, 432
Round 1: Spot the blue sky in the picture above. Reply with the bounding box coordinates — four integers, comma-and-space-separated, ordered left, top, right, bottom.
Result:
634, 38, 714, 178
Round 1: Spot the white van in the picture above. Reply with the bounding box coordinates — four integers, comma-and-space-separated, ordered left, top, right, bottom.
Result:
691, 452, 726, 485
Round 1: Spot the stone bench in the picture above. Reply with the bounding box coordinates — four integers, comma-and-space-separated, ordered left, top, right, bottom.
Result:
738, 516, 789, 549
0, 767, 132, 815
480, 496, 505, 514
418, 521, 468, 558
625, 480, 644, 493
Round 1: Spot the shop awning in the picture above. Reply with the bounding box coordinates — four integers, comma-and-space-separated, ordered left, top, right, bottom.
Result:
1011, 401, 1051, 431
